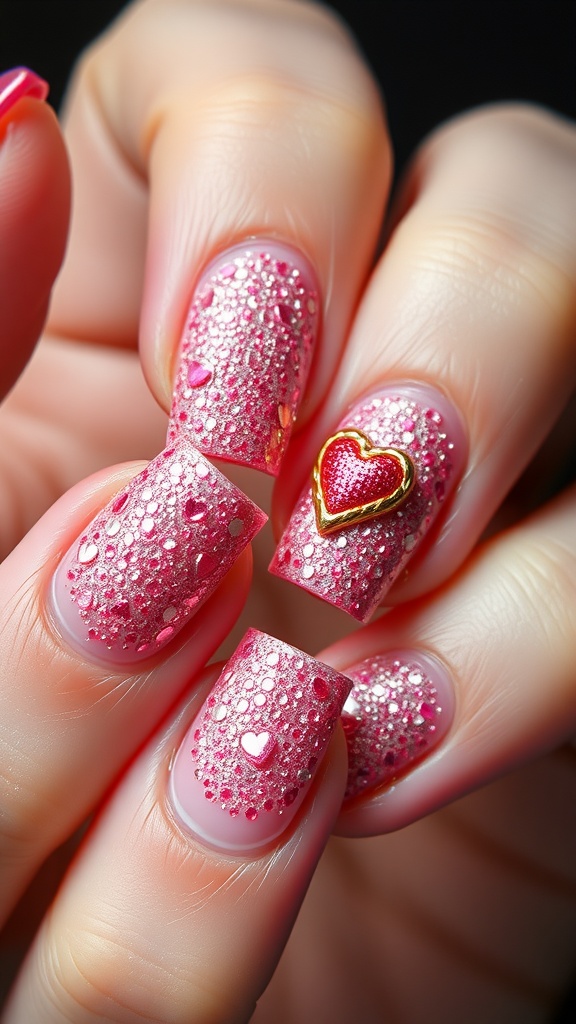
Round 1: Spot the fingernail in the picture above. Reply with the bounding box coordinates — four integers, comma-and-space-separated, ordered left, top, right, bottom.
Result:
50, 440, 266, 665
0, 68, 49, 120
269, 382, 466, 621
341, 651, 454, 801
167, 240, 320, 475
168, 628, 350, 853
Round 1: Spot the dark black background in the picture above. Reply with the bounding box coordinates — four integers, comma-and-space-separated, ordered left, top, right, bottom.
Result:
2, 1, 575, 176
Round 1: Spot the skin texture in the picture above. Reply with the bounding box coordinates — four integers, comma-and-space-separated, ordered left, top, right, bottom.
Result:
0, 2, 575, 1021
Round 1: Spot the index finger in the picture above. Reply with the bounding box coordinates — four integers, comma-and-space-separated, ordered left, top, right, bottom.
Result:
48, 0, 390, 469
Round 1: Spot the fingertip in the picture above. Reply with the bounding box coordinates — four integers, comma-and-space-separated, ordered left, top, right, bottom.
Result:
0, 73, 70, 397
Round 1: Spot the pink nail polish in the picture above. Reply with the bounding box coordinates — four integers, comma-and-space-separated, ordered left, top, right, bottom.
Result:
269, 383, 466, 621
167, 240, 319, 475
0, 68, 49, 120
168, 629, 350, 852
50, 441, 266, 665
342, 651, 454, 801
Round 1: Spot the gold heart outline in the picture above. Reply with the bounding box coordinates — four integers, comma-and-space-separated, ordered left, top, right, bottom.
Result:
312, 429, 415, 536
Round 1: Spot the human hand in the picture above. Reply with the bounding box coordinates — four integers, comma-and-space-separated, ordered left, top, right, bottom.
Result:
1, 2, 576, 1021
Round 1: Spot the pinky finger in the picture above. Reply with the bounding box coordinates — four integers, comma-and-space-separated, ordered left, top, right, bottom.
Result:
327, 483, 576, 837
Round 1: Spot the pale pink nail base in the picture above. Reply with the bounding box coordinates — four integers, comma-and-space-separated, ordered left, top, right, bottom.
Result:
168, 629, 351, 853
269, 383, 466, 621
342, 651, 454, 801
167, 240, 319, 476
0, 68, 49, 119
50, 441, 266, 666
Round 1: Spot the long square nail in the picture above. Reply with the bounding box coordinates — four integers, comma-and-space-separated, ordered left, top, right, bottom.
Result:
269, 383, 466, 621
167, 240, 319, 475
168, 629, 351, 852
50, 441, 266, 665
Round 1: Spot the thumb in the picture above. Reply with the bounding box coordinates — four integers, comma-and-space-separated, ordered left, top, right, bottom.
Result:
0, 68, 70, 399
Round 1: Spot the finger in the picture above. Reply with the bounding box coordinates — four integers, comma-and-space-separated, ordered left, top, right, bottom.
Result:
271, 104, 576, 618
4, 632, 349, 1023
0, 337, 167, 559
48, 0, 390, 474
0, 440, 264, 925
325, 482, 576, 837
0, 68, 69, 398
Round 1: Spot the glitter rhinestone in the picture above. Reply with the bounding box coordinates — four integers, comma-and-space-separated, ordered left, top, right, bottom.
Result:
313, 677, 330, 700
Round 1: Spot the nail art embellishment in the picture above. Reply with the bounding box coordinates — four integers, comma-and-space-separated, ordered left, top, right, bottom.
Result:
50, 441, 267, 665
168, 240, 319, 476
342, 652, 454, 801
240, 730, 277, 767
168, 629, 351, 852
269, 383, 466, 622
312, 429, 414, 534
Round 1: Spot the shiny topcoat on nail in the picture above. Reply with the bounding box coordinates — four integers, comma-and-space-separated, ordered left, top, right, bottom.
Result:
51, 440, 267, 665
167, 240, 319, 475
269, 383, 466, 621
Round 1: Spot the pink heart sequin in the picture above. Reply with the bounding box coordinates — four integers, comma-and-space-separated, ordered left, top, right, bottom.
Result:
187, 361, 212, 388
240, 730, 277, 768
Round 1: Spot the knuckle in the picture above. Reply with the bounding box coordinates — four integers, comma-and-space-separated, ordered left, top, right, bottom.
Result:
513, 535, 576, 649
403, 103, 576, 323
189, 69, 384, 163
490, 531, 576, 659
45, 918, 165, 1022
432, 101, 576, 170
43, 911, 220, 1024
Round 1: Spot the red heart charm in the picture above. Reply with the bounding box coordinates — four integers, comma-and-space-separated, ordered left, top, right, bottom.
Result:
312, 429, 415, 535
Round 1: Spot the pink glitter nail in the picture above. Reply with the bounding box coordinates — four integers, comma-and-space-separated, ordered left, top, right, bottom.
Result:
341, 651, 454, 801
50, 441, 266, 665
0, 67, 49, 120
269, 383, 466, 621
167, 241, 319, 475
168, 629, 351, 852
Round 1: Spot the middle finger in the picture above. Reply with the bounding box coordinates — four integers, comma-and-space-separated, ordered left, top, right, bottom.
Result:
272, 104, 576, 617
